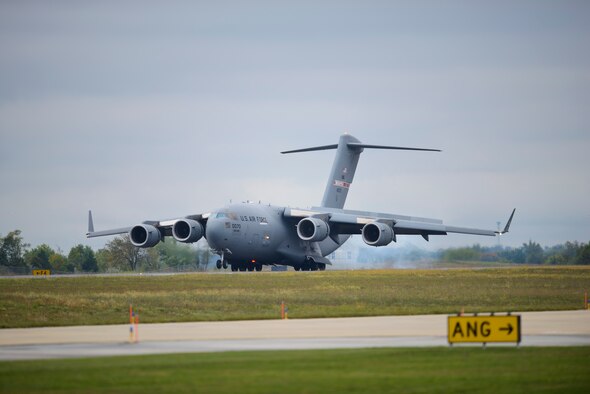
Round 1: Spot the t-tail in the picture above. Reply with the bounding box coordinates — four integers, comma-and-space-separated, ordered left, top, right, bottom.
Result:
281, 133, 440, 209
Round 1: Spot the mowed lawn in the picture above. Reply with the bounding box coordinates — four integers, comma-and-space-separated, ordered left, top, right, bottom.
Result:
1, 347, 589, 393
1, 266, 589, 328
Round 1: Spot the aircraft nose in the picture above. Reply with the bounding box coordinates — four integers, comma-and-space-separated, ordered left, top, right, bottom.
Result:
205, 217, 227, 249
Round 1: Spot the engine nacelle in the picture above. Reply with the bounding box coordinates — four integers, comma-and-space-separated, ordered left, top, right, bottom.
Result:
172, 219, 204, 243
129, 224, 161, 248
362, 222, 395, 246
297, 217, 330, 242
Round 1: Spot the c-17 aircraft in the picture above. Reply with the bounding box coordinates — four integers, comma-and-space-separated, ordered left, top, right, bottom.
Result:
87, 134, 515, 271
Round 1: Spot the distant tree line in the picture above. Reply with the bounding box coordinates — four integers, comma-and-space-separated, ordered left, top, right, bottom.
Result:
0, 230, 211, 275
2, 229, 590, 275
347, 239, 590, 266
440, 241, 590, 265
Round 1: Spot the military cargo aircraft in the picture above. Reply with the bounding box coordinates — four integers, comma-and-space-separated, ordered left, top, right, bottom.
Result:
87, 134, 514, 271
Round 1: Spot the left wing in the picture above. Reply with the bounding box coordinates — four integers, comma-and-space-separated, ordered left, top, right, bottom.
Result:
285, 207, 515, 243
86, 210, 210, 247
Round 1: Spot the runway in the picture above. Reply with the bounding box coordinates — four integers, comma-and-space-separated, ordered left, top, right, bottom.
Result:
1, 310, 589, 360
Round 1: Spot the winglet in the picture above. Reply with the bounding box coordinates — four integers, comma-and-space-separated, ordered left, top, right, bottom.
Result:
87, 210, 95, 234
496, 208, 516, 235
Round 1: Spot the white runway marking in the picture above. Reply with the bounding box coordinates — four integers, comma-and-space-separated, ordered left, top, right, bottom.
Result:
1, 311, 589, 360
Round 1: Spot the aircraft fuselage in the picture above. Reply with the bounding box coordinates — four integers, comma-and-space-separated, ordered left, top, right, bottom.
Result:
206, 202, 342, 268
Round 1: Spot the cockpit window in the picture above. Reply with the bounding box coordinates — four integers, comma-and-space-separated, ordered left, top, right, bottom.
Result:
214, 211, 238, 220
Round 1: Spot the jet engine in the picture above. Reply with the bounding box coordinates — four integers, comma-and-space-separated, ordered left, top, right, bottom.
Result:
297, 217, 330, 242
129, 224, 161, 247
172, 219, 204, 243
362, 221, 395, 246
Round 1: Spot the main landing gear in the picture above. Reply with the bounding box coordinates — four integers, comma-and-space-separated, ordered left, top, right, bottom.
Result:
294, 262, 326, 271
217, 261, 263, 272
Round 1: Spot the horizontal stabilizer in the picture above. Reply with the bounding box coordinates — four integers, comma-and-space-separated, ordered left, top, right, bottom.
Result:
347, 143, 441, 152
281, 144, 338, 154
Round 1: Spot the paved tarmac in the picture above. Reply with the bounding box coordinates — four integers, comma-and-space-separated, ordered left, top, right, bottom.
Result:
1, 310, 589, 360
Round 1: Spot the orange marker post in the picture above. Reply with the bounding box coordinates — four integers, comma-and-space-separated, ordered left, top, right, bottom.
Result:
585, 292, 588, 310
135, 312, 139, 343
129, 304, 134, 343
281, 301, 285, 320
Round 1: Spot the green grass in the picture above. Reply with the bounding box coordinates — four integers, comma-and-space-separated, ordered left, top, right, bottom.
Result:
1, 347, 589, 393
1, 267, 589, 328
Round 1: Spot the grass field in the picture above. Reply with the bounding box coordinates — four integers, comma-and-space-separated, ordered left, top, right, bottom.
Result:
1, 266, 589, 328
1, 347, 589, 393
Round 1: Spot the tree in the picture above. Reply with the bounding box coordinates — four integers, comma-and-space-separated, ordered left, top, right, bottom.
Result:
523, 240, 544, 264
0, 230, 29, 268
24, 244, 55, 270
95, 248, 114, 272
577, 242, 590, 265
68, 244, 98, 272
195, 243, 211, 271
155, 239, 196, 270
101, 235, 146, 271
499, 246, 525, 264
442, 246, 481, 262
49, 252, 73, 272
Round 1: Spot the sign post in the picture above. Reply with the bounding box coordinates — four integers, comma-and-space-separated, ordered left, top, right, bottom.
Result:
32, 270, 50, 276
448, 314, 521, 345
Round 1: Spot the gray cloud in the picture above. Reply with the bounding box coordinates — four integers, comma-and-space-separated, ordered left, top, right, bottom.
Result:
1, 1, 589, 251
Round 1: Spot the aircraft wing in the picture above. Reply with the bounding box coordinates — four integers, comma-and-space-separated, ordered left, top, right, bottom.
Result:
86, 210, 210, 241
284, 207, 515, 241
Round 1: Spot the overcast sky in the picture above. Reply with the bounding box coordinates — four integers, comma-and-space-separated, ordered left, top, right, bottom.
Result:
1, 1, 589, 253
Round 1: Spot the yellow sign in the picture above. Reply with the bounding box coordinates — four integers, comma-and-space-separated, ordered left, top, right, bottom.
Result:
448, 315, 520, 344
32, 269, 51, 276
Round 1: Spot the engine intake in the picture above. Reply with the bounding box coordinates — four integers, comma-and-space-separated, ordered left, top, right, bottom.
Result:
362, 222, 395, 246
297, 217, 330, 242
129, 224, 161, 248
172, 219, 204, 243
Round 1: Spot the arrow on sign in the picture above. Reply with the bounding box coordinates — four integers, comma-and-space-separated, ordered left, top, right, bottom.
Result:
499, 323, 513, 335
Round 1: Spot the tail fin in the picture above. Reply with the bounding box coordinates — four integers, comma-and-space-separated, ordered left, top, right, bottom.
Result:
282, 134, 440, 209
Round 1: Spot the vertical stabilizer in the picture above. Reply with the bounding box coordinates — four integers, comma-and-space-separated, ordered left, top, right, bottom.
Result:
321, 134, 363, 209
281, 133, 439, 210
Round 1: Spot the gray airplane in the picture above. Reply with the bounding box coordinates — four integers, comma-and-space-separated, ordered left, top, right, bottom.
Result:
87, 134, 515, 271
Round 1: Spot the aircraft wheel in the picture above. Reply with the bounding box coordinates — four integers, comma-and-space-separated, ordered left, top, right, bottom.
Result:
294, 266, 300, 271
255, 264, 262, 272
247, 265, 254, 272
311, 264, 318, 271
318, 263, 326, 271
216, 260, 222, 269
222, 260, 228, 269
239, 265, 246, 272
231, 264, 238, 272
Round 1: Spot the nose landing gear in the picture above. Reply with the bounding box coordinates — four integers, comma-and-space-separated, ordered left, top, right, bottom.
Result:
216, 259, 229, 269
